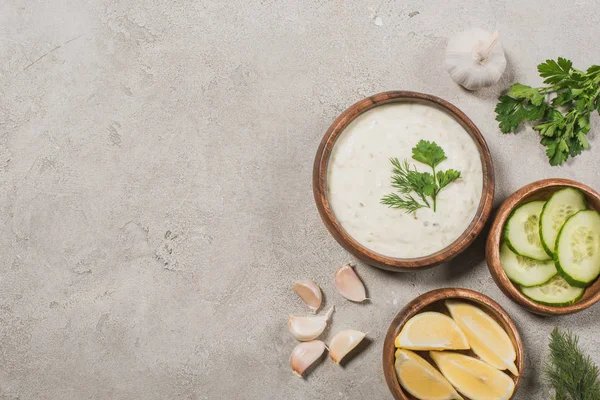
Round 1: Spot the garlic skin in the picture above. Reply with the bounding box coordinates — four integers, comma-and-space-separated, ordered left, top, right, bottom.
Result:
292, 280, 322, 311
329, 330, 367, 364
290, 340, 327, 377
334, 263, 367, 302
288, 306, 334, 341
445, 28, 506, 90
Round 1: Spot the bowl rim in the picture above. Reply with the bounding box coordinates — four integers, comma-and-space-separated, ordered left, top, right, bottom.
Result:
382, 287, 524, 400
486, 178, 600, 315
313, 91, 495, 271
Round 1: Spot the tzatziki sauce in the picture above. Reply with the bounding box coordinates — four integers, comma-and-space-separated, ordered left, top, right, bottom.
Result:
327, 103, 483, 258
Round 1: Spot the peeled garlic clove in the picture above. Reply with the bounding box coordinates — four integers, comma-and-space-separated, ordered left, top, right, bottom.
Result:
290, 340, 327, 377
329, 330, 367, 364
288, 306, 334, 341
293, 280, 322, 311
445, 28, 506, 90
334, 263, 367, 302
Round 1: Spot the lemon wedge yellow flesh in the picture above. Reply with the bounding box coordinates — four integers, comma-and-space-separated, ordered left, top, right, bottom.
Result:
445, 301, 519, 376
430, 351, 515, 400
395, 311, 470, 350
395, 349, 463, 400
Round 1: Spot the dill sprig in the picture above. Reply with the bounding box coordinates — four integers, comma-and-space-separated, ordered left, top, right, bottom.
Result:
545, 328, 600, 400
380, 158, 431, 213
380, 140, 461, 214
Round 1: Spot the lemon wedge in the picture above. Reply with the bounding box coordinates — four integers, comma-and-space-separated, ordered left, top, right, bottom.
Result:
395, 312, 470, 350
445, 301, 519, 375
430, 351, 515, 400
395, 349, 463, 400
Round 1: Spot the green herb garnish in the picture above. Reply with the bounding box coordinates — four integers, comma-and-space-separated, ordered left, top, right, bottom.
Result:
380, 140, 461, 214
495, 58, 600, 166
545, 328, 600, 400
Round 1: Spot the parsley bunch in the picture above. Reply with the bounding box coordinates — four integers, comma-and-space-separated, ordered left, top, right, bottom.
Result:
380, 140, 461, 214
495, 58, 600, 166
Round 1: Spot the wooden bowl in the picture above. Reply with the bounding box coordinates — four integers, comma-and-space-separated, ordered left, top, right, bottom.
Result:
313, 91, 494, 271
383, 288, 524, 400
486, 178, 600, 315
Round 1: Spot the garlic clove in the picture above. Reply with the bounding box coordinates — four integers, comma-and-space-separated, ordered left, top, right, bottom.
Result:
292, 280, 322, 311
334, 263, 367, 302
290, 340, 327, 377
329, 330, 367, 364
288, 306, 334, 341
445, 28, 506, 90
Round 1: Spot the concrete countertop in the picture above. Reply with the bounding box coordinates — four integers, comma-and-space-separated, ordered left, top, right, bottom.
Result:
1, 1, 599, 399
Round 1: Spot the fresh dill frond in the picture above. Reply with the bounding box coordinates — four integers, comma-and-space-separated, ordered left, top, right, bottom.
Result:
388, 158, 433, 207
380, 192, 427, 214
545, 328, 600, 400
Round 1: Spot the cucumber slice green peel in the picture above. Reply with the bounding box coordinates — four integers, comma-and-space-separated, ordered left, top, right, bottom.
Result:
504, 201, 551, 261
500, 243, 557, 287
520, 275, 584, 307
539, 188, 587, 257
554, 210, 600, 288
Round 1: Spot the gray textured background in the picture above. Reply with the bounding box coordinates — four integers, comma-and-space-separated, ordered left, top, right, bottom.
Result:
1, 1, 599, 399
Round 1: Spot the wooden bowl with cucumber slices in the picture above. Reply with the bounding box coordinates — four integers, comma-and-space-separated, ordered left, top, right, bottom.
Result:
486, 179, 600, 315
383, 288, 524, 400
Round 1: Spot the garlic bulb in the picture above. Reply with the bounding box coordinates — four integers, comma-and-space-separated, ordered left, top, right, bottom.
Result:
329, 330, 367, 364
293, 280, 322, 311
288, 306, 334, 341
445, 28, 506, 90
334, 263, 367, 302
290, 340, 327, 377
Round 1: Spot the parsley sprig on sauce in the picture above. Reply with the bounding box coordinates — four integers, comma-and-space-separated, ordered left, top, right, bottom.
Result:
380, 140, 461, 214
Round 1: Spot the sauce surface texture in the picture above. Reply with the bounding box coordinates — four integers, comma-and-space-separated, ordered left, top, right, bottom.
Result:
327, 103, 483, 258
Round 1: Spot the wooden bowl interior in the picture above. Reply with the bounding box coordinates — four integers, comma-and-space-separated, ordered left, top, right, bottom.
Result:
313, 91, 494, 271
486, 179, 600, 315
383, 288, 523, 400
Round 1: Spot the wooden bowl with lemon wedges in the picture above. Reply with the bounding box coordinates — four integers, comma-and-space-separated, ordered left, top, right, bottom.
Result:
486, 178, 600, 316
383, 288, 524, 400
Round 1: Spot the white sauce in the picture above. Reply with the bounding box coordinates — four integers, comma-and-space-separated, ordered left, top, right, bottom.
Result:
327, 103, 483, 258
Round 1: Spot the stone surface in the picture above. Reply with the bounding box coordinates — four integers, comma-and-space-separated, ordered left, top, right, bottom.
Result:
1, 1, 599, 399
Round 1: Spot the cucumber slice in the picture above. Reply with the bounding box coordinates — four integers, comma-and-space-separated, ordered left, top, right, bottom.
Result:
520, 275, 584, 306
500, 243, 557, 287
555, 210, 600, 287
504, 201, 551, 261
540, 188, 587, 257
